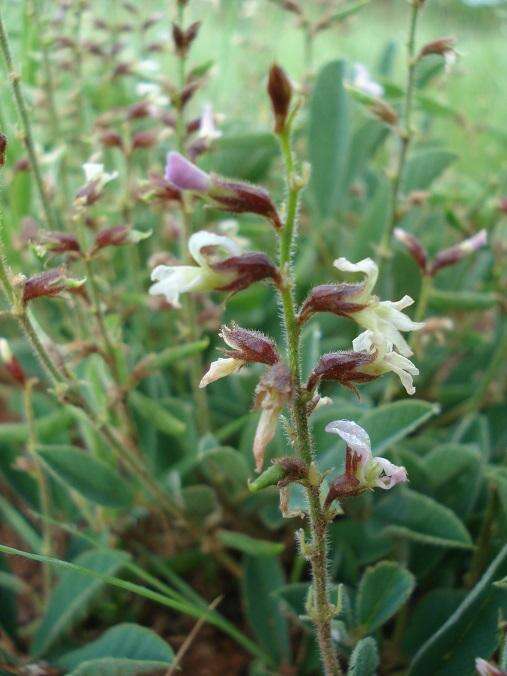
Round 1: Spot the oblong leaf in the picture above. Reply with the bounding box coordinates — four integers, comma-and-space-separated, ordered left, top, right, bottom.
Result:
359, 400, 439, 455
376, 488, 473, 549
309, 59, 349, 216
57, 623, 174, 675
217, 530, 284, 557
129, 391, 185, 437
38, 445, 133, 508
356, 561, 415, 633
410, 545, 507, 675
348, 637, 380, 676
32, 549, 130, 656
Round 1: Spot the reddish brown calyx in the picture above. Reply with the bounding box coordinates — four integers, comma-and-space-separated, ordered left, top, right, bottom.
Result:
298, 283, 367, 324
214, 252, 281, 293
307, 350, 377, 393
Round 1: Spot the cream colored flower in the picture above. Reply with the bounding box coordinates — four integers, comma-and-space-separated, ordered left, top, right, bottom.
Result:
334, 257, 424, 357
352, 330, 419, 395
325, 419, 408, 491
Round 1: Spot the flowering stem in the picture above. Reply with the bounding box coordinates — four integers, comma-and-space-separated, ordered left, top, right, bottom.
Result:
0, 7, 59, 231
379, 0, 421, 259
23, 377, 52, 601
277, 128, 341, 676
172, 2, 210, 434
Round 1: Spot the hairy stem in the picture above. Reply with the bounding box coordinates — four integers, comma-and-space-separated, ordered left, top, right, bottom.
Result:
0, 6, 58, 231
277, 128, 341, 676
23, 378, 52, 601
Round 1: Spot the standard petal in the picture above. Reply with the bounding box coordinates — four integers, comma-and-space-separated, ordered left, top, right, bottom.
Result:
165, 152, 211, 191
148, 266, 205, 307
333, 257, 378, 295
188, 230, 242, 267
253, 407, 279, 473
325, 419, 371, 461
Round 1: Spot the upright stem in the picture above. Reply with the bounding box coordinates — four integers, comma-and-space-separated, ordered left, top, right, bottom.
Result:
172, 3, 210, 434
379, 1, 421, 258
277, 129, 341, 676
0, 6, 58, 231
23, 378, 52, 601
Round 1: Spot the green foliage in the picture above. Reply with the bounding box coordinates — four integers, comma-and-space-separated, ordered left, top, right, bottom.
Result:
57, 623, 174, 675
356, 561, 415, 634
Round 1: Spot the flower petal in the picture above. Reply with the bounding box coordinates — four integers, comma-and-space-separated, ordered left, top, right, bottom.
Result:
374, 457, 408, 489
188, 230, 241, 267
149, 266, 205, 307
325, 419, 371, 462
165, 152, 211, 192
199, 357, 243, 388
253, 407, 279, 473
333, 256, 379, 296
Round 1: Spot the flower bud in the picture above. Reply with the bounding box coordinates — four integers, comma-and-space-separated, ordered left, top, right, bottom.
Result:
429, 229, 487, 276
93, 225, 151, 253
143, 172, 182, 203
213, 251, 282, 293
220, 324, 279, 365
165, 152, 282, 229
131, 130, 157, 151
0, 338, 26, 385
172, 21, 200, 57
394, 228, 428, 272
127, 100, 152, 120
267, 64, 293, 134
418, 36, 456, 60
75, 163, 118, 207
22, 268, 86, 303
38, 231, 81, 256
307, 350, 376, 392
299, 283, 367, 324
0, 133, 6, 166
99, 130, 124, 149
248, 457, 307, 492
14, 157, 30, 173
253, 363, 293, 472
370, 99, 399, 126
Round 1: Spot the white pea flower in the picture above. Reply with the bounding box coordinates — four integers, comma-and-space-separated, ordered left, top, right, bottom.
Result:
82, 162, 118, 188
325, 419, 408, 492
199, 357, 244, 388
352, 330, 419, 395
198, 103, 222, 143
333, 257, 425, 357
149, 231, 241, 308
350, 64, 384, 98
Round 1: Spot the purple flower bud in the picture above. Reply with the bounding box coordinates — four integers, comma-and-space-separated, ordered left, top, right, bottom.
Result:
299, 283, 367, 324
209, 179, 283, 230
213, 252, 281, 293
23, 269, 85, 304
418, 36, 456, 60
220, 324, 279, 365
394, 228, 428, 273
0, 133, 6, 166
307, 350, 377, 392
165, 151, 211, 192
429, 229, 487, 276
267, 64, 293, 134
39, 231, 81, 255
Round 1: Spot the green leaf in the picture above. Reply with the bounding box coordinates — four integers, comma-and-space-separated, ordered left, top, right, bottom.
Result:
243, 555, 291, 665
57, 623, 174, 675
38, 445, 133, 508
344, 121, 389, 188
217, 530, 284, 557
356, 561, 415, 633
410, 545, 507, 676
199, 446, 250, 500
403, 589, 467, 657
423, 444, 482, 517
32, 549, 130, 656
347, 637, 380, 676
0, 494, 42, 553
129, 391, 185, 437
429, 289, 498, 312
0, 409, 74, 444
402, 149, 457, 192
144, 338, 209, 372
349, 174, 392, 260
309, 60, 349, 216
322, 0, 371, 25
376, 488, 473, 549
205, 133, 278, 181
359, 400, 439, 455
180, 485, 220, 523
